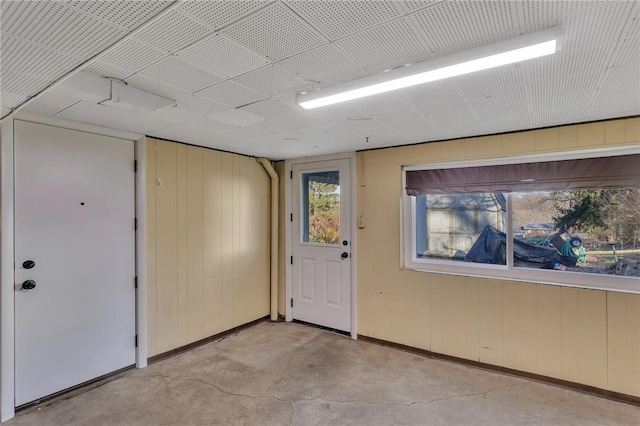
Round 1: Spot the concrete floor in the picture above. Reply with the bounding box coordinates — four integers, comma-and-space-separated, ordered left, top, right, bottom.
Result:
8, 321, 640, 426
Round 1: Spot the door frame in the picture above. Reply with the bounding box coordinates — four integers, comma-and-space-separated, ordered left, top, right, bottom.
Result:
0, 113, 146, 422
285, 152, 357, 338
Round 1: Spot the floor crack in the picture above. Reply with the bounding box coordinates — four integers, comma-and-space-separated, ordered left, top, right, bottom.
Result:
138, 374, 529, 410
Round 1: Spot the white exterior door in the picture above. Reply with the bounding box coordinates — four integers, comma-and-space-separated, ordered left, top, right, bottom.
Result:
14, 121, 136, 406
292, 159, 351, 332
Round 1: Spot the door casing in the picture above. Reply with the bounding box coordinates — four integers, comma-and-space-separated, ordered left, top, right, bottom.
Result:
0, 114, 146, 422
285, 153, 357, 338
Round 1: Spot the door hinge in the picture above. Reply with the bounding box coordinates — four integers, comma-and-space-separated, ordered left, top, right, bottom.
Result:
135, 335, 138, 348
290, 256, 293, 265
290, 213, 293, 222
135, 276, 138, 289
134, 218, 137, 230
290, 170, 293, 179
290, 299, 293, 308
134, 160, 137, 173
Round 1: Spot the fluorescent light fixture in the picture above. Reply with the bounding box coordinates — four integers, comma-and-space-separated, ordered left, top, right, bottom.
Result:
100, 81, 174, 113
51, 71, 174, 113
297, 27, 561, 110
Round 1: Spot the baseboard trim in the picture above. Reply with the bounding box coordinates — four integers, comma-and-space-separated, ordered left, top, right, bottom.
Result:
148, 316, 270, 365
358, 334, 640, 407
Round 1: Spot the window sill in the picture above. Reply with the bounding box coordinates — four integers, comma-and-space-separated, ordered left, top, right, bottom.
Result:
403, 260, 640, 294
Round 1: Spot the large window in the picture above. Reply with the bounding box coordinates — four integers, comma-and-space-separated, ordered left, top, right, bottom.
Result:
403, 151, 640, 292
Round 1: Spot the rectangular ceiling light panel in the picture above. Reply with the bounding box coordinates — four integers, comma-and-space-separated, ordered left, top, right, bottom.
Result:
298, 27, 561, 109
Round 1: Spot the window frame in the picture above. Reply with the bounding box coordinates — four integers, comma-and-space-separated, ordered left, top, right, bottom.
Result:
401, 147, 640, 294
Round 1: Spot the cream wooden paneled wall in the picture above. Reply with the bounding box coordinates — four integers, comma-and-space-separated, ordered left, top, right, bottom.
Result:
146, 138, 270, 357
357, 118, 640, 396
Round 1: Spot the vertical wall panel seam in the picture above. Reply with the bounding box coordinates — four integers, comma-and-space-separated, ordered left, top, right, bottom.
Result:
200, 148, 205, 335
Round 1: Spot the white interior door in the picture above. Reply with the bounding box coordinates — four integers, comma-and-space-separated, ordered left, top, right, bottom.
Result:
14, 121, 136, 406
292, 159, 351, 332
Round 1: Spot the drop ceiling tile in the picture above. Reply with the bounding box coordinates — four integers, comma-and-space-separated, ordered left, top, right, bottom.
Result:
429, 29, 519, 58
370, 104, 425, 126
66, 101, 134, 122
1, 36, 83, 84
530, 71, 603, 99
610, 36, 640, 68
176, 33, 269, 79
241, 120, 287, 136
625, 6, 640, 38
0, 69, 51, 98
455, 63, 524, 94
96, 39, 166, 74
238, 98, 297, 120
595, 66, 640, 107
30, 91, 81, 110
340, 120, 405, 141
562, 1, 633, 50
1, 1, 126, 58
137, 56, 222, 92
150, 124, 211, 142
301, 123, 362, 142
233, 65, 309, 97
195, 81, 268, 108
20, 102, 67, 116
177, 95, 231, 115
1, 91, 27, 109
401, 1, 444, 13
530, 96, 591, 128
428, 112, 486, 135
526, 43, 613, 82
271, 111, 328, 129
277, 44, 367, 87
125, 75, 190, 100
178, 1, 271, 31
222, 2, 327, 61
411, 1, 517, 51
601, 64, 640, 94
307, 101, 372, 123
144, 105, 204, 124
390, 118, 445, 142
210, 109, 265, 127
589, 101, 640, 120
394, 79, 461, 106
65, 1, 172, 30
353, 94, 410, 115
483, 117, 532, 136
414, 97, 472, 117
82, 61, 135, 80
285, 1, 404, 41
55, 108, 117, 126
334, 17, 431, 73
518, 0, 607, 25
347, 122, 408, 143
133, 10, 212, 53
109, 115, 174, 133
187, 117, 238, 133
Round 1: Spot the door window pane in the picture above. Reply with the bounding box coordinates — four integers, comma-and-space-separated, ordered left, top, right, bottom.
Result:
302, 171, 340, 244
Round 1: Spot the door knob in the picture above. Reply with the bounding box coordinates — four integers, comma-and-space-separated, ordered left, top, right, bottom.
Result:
22, 280, 36, 290
23, 260, 35, 269
341, 252, 349, 259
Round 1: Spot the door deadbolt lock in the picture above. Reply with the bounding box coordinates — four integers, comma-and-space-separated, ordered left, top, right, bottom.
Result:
341, 252, 349, 259
23, 260, 35, 269
342, 240, 348, 246
22, 280, 36, 290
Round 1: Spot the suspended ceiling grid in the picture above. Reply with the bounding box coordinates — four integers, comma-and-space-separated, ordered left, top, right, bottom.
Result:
1, 0, 639, 160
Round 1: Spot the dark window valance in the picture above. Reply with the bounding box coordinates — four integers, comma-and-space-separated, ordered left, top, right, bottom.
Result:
405, 154, 640, 196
